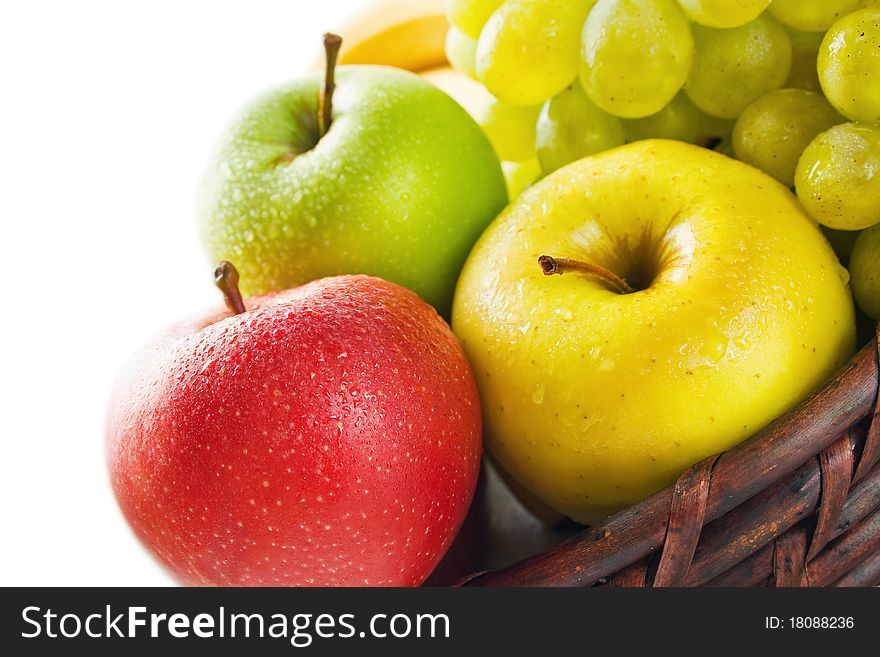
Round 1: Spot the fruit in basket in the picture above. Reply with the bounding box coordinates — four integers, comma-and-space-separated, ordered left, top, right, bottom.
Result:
794, 122, 880, 230
768, 0, 861, 33
326, 0, 449, 72
579, 0, 693, 118
536, 82, 625, 174
476, 0, 593, 106
477, 98, 542, 162
447, 0, 506, 39
850, 225, 880, 319
622, 92, 733, 147
817, 8, 880, 125
445, 26, 479, 79
686, 15, 792, 120
107, 266, 482, 586
453, 140, 856, 524
439, 0, 880, 210
200, 36, 506, 317
676, 0, 770, 28
733, 89, 844, 187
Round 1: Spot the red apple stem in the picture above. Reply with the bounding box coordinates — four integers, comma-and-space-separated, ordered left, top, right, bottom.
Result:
538, 255, 635, 295
318, 33, 343, 139
214, 261, 246, 315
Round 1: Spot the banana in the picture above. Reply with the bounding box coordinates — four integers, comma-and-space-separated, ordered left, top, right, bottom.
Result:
313, 0, 450, 73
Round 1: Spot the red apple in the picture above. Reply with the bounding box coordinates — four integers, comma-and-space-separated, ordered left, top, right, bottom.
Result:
107, 267, 482, 586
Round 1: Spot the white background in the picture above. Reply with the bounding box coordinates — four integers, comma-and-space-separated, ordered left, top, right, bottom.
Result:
0, 0, 376, 585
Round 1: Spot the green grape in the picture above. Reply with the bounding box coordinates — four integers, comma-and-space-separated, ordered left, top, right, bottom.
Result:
769, 0, 860, 33
477, 98, 542, 162
821, 226, 861, 263
445, 26, 478, 79
622, 92, 733, 146
476, 0, 595, 106
795, 122, 880, 230
502, 159, 543, 199
850, 224, 880, 319
579, 0, 693, 118
818, 9, 880, 124
675, 0, 770, 28
733, 89, 844, 186
685, 15, 792, 119
446, 0, 506, 39
536, 82, 625, 174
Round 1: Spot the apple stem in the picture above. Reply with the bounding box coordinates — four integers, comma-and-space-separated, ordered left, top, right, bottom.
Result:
214, 261, 247, 315
318, 33, 343, 139
538, 255, 635, 295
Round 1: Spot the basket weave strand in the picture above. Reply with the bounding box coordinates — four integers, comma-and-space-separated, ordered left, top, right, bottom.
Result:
652, 455, 716, 586
463, 325, 880, 587
809, 435, 856, 560
705, 456, 880, 586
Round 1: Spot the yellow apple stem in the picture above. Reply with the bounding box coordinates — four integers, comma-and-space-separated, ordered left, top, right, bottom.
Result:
214, 260, 247, 315
538, 255, 635, 295
318, 33, 343, 139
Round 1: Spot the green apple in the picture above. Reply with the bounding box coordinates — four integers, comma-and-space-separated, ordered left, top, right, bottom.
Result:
199, 37, 507, 316
453, 139, 856, 524
850, 224, 880, 320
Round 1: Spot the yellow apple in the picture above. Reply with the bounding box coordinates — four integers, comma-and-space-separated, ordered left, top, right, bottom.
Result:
452, 140, 856, 524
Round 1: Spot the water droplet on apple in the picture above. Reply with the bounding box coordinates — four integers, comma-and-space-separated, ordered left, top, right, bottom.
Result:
557, 308, 573, 322
243, 230, 254, 243
531, 384, 545, 405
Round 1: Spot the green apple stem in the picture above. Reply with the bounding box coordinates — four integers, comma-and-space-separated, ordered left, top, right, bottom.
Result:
214, 260, 247, 315
318, 33, 343, 139
538, 255, 635, 295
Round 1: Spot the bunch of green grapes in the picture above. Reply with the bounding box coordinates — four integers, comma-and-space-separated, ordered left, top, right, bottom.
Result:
793, 4, 880, 322
444, 0, 880, 320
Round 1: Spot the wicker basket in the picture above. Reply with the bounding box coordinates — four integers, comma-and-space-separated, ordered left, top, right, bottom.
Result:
455, 326, 880, 587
